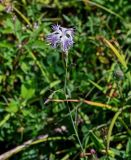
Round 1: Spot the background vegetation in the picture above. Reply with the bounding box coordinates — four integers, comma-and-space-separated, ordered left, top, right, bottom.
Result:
0, 0, 131, 159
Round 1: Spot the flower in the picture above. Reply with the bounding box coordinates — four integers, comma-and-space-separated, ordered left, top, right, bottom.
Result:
5, 5, 13, 13
46, 24, 74, 53
90, 149, 96, 155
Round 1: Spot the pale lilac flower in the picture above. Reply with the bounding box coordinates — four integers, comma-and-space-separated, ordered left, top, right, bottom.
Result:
46, 24, 74, 53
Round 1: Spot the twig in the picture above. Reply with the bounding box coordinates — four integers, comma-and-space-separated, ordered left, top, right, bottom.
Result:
0, 135, 68, 160
48, 99, 117, 112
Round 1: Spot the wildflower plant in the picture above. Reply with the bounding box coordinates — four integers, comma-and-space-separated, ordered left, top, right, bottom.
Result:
46, 24, 84, 153
46, 24, 75, 94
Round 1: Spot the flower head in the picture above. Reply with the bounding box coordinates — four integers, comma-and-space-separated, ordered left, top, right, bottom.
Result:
46, 24, 74, 53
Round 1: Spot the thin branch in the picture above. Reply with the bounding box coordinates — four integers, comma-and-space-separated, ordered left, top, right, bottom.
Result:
0, 135, 68, 160
48, 99, 117, 112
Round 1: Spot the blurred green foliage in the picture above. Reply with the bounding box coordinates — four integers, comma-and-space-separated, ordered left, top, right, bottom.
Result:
0, 0, 131, 159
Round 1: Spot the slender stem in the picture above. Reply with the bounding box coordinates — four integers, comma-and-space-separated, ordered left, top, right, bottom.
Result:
106, 106, 131, 153
0, 114, 11, 127
68, 105, 84, 152
25, 47, 50, 83
48, 99, 117, 112
64, 54, 68, 95
63, 53, 84, 153
13, 6, 32, 27
86, 0, 124, 21
118, 117, 131, 136
106, 110, 121, 153
0, 135, 68, 160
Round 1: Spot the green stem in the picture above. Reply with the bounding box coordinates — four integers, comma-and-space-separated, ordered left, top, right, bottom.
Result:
68, 105, 84, 152
0, 114, 11, 127
64, 54, 68, 95
118, 117, 131, 136
87, 0, 124, 21
13, 6, 32, 27
63, 53, 84, 153
26, 47, 50, 83
106, 110, 121, 155
107, 106, 131, 153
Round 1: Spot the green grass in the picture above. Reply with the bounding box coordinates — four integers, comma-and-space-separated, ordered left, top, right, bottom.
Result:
0, 0, 131, 159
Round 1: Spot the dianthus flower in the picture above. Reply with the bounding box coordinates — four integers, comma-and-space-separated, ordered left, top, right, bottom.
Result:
46, 24, 74, 53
